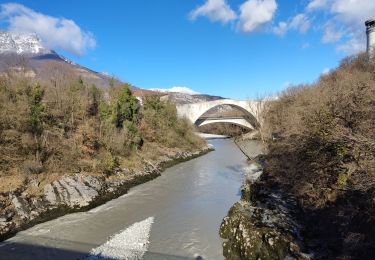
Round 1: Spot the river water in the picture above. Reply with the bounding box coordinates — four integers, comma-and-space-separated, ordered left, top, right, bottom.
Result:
0, 139, 262, 260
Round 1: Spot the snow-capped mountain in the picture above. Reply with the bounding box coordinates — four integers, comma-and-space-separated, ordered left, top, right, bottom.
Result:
0, 30, 150, 94
0, 30, 49, 55
0, 30, 222, 100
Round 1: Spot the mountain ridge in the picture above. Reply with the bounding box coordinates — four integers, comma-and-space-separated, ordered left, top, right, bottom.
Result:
0, 30, 224, 103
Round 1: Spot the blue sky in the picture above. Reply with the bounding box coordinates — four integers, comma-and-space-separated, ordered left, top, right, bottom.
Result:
0, 0, 374, 99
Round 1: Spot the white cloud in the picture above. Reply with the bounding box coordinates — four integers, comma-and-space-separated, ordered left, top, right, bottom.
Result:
321, 22, 343, 43
307, 0, 327, 11
307, 0, 375, 54
189, 0, 278, 34
272, 21, 288, 36
188, 0, 374, 54
302, 42, 310, 49
331, 0, 375, 24
273, 13, 311, 36
238, 0, 277, 33
273, 0, 375, 54
336, 37, 364, 55
0, 3, 96, 56
189, 0, 236, 24
289, 14, 311, 33
150, 86, 200, 95
322, 67, 330, 75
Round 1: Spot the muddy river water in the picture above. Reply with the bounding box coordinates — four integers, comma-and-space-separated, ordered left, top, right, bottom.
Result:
0, 139, 262, 260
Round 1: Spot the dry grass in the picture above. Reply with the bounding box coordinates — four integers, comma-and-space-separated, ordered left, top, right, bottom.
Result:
260, 53, 375, 258
0, 174, 26, 193
262, 54, 375, 199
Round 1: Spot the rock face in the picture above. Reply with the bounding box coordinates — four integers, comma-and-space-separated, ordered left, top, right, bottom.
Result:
43, 175, 102, 207
0, 146, 211, 241
220, 159, 310, 260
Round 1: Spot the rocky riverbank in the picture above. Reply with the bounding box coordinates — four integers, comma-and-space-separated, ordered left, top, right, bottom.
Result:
220, 138, 310, 259
0, 145, 212, 241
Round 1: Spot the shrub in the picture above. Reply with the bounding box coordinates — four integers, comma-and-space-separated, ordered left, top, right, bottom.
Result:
87, 84, 102, 116
110, 84, 139, 128
140, 95, 201, 148
101, 121, 141, 156
99, 152, 119, 176
27, 84, 46, 136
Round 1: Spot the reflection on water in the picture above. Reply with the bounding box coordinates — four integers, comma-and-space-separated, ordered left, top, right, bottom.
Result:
0, 139, 262, 260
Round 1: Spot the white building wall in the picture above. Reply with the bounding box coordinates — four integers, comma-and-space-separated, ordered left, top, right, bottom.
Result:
368, 30, 375, 54
366, 19, 375, 56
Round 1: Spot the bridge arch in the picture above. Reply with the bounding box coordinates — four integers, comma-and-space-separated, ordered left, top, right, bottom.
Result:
176, 99, 262, 129
196, 118, 254, 130
195, 103, 259, 129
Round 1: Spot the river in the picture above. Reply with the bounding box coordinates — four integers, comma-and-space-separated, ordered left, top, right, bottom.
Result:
0, 139, 262, 260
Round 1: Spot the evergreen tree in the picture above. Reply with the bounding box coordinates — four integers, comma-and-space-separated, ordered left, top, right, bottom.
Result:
111, 84, 138, 128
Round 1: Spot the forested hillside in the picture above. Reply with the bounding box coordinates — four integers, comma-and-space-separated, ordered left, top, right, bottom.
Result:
0, 66, 204, 195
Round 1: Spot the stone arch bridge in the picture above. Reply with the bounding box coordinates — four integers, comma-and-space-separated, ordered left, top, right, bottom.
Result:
176, 99, 263, 130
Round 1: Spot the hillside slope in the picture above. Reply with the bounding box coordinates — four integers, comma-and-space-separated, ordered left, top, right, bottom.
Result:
260, 54, 375, 259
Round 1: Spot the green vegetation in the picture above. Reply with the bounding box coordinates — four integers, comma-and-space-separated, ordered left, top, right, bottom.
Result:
28, 84, 46, 136
261, 54, 375, 258
140, 95, 203, 148
109, 84, 138, 128
0, 65, 205, 193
